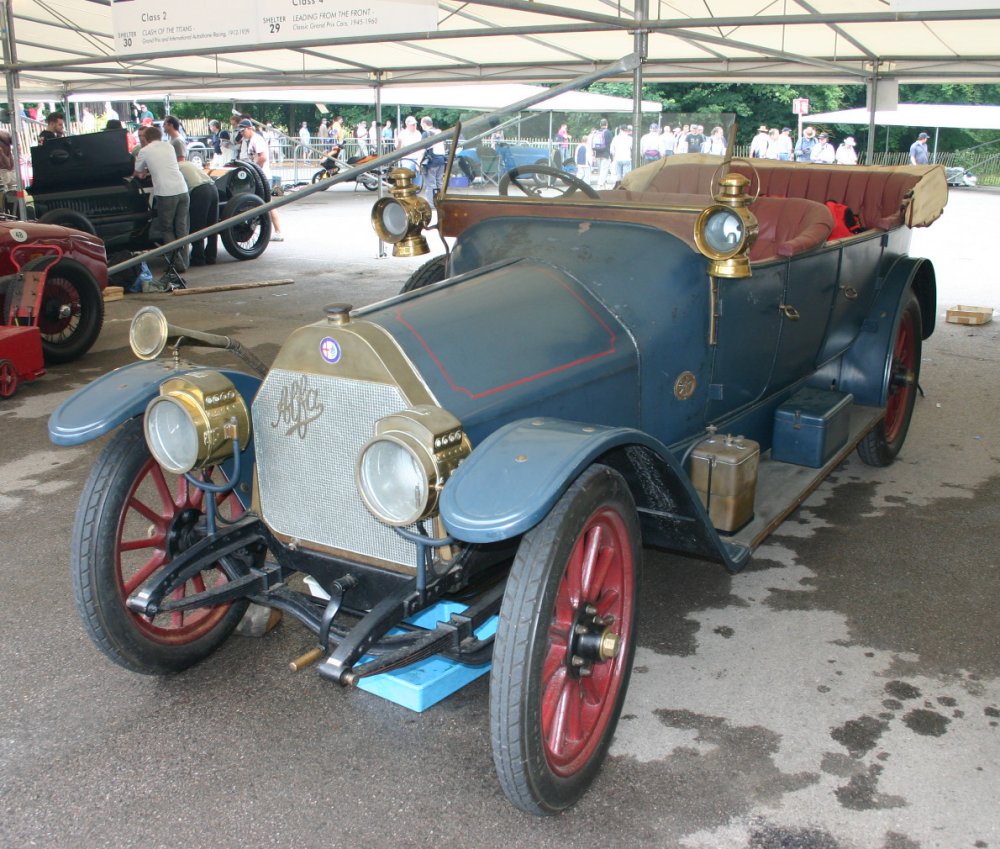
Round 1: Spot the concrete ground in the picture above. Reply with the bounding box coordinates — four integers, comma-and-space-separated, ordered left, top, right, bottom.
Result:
1, 185, 998, 849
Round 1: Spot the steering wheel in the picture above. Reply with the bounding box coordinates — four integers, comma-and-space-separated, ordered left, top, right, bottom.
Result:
710, 157, 761, 204
499, 164, 600, 199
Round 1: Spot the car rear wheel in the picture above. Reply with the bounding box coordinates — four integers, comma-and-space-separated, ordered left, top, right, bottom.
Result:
857, 291, 922, 467
38, 208, 98, 235
400, 255, 447, 293
37, 261, 105, 364
72, 417, 250, 674
220, 193, 272, 260
490, 464, 640, 814
0, 359, 18, 397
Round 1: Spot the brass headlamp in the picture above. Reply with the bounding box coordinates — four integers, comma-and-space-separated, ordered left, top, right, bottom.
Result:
144, 371, 251, 474
371, 167, 432, 257
694, 172, 758, 279
356, 405, 470, 527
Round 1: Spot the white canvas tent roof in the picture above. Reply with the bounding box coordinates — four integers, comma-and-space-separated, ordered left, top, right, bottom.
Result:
6, 1, 1000, 99
807, 104, 1000, 132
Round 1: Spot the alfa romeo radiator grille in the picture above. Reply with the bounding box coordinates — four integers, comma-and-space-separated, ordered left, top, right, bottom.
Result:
252, 368, 415, 569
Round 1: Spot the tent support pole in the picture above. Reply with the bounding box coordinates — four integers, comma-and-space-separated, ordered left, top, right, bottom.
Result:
374, 71, 386, 258
632, 0, 648, 170
866, 68, 878, 166
1, 0, 25, 219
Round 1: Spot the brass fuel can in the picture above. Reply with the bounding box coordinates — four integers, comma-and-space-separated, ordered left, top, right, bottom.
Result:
688, 433, 760, 533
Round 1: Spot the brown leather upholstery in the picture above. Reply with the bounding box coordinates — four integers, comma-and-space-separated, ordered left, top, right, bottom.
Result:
749, 197, 834, 261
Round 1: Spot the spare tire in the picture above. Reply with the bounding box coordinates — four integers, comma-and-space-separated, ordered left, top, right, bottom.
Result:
220, 193, 271, 261
39, 208, 98, 236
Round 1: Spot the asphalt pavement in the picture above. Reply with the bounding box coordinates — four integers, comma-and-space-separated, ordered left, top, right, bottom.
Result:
1, 184, 998, 849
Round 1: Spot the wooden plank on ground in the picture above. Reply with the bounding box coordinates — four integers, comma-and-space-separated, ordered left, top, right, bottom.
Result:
103, 286, 124, 302
171, 279, 294, 296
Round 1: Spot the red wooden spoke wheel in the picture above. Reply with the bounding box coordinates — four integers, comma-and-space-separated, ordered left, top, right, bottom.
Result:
72, 417, 250, 674
491, 464, 640, 815
858, 292, 922, 467
542, 505, 635, 776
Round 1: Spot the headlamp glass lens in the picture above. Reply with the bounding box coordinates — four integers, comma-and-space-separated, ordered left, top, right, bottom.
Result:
145, 396, 200, 474
358, 438, 428, 525
703, 209, 744, 254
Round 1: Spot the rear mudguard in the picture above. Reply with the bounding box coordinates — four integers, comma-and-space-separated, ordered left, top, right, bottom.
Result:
48, 359, 261, 509
439, 418, 752, 572
810, 256, 936, 406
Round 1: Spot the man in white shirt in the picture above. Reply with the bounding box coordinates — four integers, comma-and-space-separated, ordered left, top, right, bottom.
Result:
134, 125, 190, 271
810, 132, 836, 164
237, 119, 283, 241
749, 126, 769, 159
396, 115, 424, 180
639, 123, 662, 164
610, 125, 633, 184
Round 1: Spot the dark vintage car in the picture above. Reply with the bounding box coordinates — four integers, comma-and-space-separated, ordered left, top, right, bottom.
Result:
27, 128, 271, 260
48, 145, 946, 814
0, 217, 108, 380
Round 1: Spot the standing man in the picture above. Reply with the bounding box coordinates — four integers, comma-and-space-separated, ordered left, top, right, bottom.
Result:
909, 132, 930, 165
298, 121, 311, 158
237, 118, 284, 241
591, 118, 613, 189
419, 115, 447, 201
775, 127, 794, 161
177, 153, 219, 266
794, 126, 817, 162
37, 112, 65, 144
811, 132, 836, 163
640, 123, 662, 163
396, 115, 423, 178
749, 125, 769, 158
162, 116, 186, 161
610, 125, 633, 184
836, 136, 858, 165
133, 125, 190, 273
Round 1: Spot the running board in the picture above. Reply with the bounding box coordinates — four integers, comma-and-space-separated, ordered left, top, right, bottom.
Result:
728, 404, 884, 553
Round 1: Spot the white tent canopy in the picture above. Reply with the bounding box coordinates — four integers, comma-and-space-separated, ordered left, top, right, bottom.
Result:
6, 1, 1000, 98
807, 104, 1000, 132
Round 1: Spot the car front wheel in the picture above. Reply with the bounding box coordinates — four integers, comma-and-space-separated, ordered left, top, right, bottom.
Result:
37, 260, 105, 364
72, 417, 250, 674
490, 464, 640, 814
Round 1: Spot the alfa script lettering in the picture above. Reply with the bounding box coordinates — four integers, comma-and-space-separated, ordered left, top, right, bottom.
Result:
271, 376, 324, 438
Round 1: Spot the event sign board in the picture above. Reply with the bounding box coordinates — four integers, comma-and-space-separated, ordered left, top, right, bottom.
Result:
111, 0, 438, 53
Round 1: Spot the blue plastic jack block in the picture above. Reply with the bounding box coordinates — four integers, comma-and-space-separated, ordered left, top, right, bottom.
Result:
357, 600, 497, 712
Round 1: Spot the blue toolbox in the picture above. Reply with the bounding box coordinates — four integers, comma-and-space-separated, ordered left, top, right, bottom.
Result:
772, 388, 854, 468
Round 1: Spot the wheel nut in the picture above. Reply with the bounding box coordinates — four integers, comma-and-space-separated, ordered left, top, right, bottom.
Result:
574, 624, 589, 636
598, 630, 621, 661
584, 604, 598, 616
570, 654, 585, 667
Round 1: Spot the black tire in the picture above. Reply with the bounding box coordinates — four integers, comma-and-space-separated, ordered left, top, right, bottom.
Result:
490, 464, 641, 815
311, 169, 334, 189
38, 208, 98, 236
400, 255, 448, 293
71, 417, 250, 675
186, 145, 207, 168
360, 171, 381, 191
220, 193, 271, 260
857, 292, 922, 467
37, 260, 105, 364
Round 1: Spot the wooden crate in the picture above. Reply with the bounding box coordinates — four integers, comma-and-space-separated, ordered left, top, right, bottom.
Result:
946, 305, 993, 326
103, 286, 124, 303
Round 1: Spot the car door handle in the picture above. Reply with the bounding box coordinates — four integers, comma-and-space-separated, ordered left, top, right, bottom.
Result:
778, 303, 800, 321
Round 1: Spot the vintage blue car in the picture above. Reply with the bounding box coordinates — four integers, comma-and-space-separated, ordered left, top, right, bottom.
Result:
49, 146, 947, 815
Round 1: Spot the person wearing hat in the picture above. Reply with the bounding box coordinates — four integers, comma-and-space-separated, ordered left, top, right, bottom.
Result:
236, 118, 284, 241
794, 125, 817, 162
640, 122, 662, 163
749, 125, 769, 159
836, 135, 858, 166
811, 131, 836, 164
910, 131, 930, 165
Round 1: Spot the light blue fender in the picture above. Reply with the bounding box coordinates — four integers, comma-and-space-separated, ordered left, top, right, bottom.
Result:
48, 359, 262, 508
810, 256, 932, 407
439, 417, 751, 571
